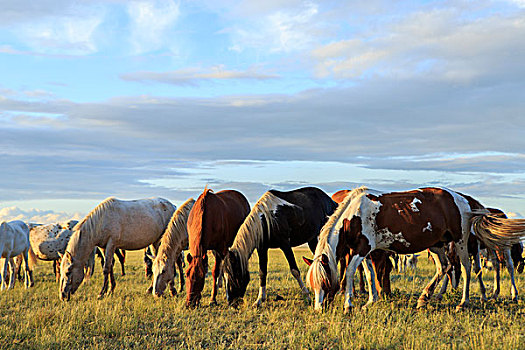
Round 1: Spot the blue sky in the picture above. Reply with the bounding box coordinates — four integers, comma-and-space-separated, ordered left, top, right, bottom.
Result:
1, 0, 524, 223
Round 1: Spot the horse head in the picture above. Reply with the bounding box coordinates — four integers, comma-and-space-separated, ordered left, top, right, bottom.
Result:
185, 252, 208, 307
304, 252, 338, 311
59, 251, 85, 301
151, 253, 175, 297
223, 249, 250, 305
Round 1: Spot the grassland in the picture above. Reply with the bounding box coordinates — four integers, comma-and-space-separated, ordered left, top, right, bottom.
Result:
0, 248, 524, 349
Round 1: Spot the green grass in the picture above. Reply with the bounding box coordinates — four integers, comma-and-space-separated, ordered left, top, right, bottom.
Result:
1, 249, 525, 349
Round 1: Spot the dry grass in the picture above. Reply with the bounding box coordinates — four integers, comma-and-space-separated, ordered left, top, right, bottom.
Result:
1, 249, 525, 349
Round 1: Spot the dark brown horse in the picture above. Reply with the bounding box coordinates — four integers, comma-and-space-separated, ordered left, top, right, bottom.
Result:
330, 190, 393, 298
306, 187, 525, 313
186, 188, 250, 307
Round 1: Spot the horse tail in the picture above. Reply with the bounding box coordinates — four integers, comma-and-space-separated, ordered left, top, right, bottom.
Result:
27, 246, 38, 270
471, 212, 525, 250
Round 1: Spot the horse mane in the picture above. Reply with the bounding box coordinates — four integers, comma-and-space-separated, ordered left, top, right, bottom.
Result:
67, 197, 118, 255
157, 198, 195, 260
188, 188, 214, 256
471, 212, 525, 250
307, 186, 369, 291
230, 191, 295, 275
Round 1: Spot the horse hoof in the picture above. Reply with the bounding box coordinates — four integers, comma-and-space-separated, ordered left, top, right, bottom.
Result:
343, 306, 352, 315
97, 294, 105, 300
209, 300, 218, 306
146, 287, 153, 294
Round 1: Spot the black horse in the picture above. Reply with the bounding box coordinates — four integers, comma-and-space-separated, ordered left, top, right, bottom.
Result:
222, 187, 337, 306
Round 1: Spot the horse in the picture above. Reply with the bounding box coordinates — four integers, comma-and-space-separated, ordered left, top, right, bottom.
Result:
186, 189, 250, 307
150, 197, 195, 297
328, 189, 393, 299
305, 187, 525, 313
437, 208, 524, 301
29, 220, 93, 282
222, 187, 337, 307
0, 220, 34, 290
59, 197, 175, 301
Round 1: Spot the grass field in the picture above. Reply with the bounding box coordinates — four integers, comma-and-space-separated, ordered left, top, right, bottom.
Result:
1, 248, 524, 349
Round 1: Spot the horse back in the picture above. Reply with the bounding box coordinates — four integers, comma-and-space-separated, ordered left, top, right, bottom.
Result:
371, 188, 466, 253
188, 189, 250, 256
268, 187, 337, 247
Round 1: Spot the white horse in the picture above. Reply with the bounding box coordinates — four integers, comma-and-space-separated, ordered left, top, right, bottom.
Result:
0, 220, 34, 290
59, 197, 176, 301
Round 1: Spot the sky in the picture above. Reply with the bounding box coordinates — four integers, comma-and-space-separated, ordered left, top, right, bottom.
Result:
1, 0, 524, 223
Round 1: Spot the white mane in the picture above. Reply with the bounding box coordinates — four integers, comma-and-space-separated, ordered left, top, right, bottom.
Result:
307, 186, 370, 291
230, 191, 296, 274
66, 197, 118, 256
157, 198, 195, 261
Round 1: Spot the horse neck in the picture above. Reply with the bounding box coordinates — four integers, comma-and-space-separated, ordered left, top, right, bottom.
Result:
67, 227, 98, 265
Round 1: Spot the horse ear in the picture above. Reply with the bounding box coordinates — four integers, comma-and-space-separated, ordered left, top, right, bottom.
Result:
302, 256, 313, 266
186, 253, 193, 264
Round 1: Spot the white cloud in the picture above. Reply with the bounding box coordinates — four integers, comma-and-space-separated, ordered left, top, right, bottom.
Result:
127, 0, 180, 54
0, 206, 83, 225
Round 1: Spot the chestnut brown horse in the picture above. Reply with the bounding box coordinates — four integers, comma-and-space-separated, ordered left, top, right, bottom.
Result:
330, 190, 393, 298
306, 187, 525, 313
186, 188, 250, 307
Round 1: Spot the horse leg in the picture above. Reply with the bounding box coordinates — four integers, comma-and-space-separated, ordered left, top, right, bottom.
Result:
116, 249, 126, 276
98, 244, 115, 299
503, 248, 518, 301
253, 248, 268, 307
22, 250, 33, 288
307, 238, 318, 254
358, 264, 366, 294
282, 245, 311, 304
471, 243, 487, 302
456, 239, 472, 310
361, 257, 378, 307
8, 258, 16, 290
209, 251, 222, 305
344, 255, 365, 313
489, 249, 500, 299
109, 263, 116, 294
339, 254, 349, 295
1, 258, 8, 290
436, 274, 449, 301
177, 253, 185, 293
417, 247, 447, 308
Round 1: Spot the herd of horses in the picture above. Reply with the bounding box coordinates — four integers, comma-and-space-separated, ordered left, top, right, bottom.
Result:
1, 186, 525, 314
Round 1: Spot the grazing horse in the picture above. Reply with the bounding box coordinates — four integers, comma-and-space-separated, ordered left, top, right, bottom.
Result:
222, 187, 337, 306
150, 197, 195, 297
186, 189, 250, 307
437, 208, 524, 301
59, 197, 175, 301
306, 187, 525, 313
328, 190, 393, 299
0, 221, 34, 290
29, 220, 96, 282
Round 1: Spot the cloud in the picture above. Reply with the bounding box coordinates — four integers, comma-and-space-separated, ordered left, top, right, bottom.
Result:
0, 206, 84, 225
310, 7, 525, 83
121, 65, 279, 86
127, 0, 181, 54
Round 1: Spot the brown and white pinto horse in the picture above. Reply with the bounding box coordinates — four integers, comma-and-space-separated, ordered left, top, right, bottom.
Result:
329, 190, 393, 298
186, 188, 250, 307
306, 187, 525, 313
